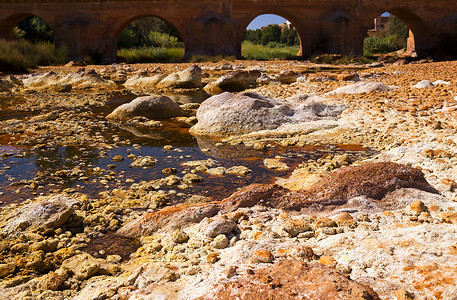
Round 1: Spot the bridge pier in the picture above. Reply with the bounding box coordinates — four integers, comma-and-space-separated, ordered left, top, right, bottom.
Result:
53, 14, 115, 63
183, 12, 238, 60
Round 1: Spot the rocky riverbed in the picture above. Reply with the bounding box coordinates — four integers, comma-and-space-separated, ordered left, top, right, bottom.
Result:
0, 59, 457, 299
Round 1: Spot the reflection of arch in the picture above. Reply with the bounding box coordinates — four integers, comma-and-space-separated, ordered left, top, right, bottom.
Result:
0, 13, 54, 41
238, 12, 304, 56
368, 8, 430, 55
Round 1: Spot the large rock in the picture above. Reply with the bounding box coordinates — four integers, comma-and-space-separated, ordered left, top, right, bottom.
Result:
106, 95, 186, 120
328, 81, 393, 94
1, 195, 78, 236
199, 260, 380, 300
124, 74, 167, 89
157, 65, 202, 89
190, 92, 346, 137
204, 70, 261, 95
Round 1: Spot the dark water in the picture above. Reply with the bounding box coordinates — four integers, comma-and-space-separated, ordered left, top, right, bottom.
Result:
0, 91, 376, 206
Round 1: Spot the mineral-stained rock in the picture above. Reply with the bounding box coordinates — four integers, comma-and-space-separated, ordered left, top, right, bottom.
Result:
199, 260, 380, 300
106, 95, 185, 120
1, 196, 77, 236
124, 74, 167, 89
204, 218, 237, 238
118, 162, 438, 237
130, 156, 158, 168
61, 253, 100, 280
203, 70, 261, 95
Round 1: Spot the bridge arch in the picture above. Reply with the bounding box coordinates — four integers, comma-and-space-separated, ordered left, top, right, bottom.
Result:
364, 7, 431, 56
236, 11, 306, 57
0, 13, 54, 42
113, 15, 185, 61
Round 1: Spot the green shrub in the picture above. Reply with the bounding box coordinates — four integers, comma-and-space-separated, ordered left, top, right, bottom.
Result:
242, 41, 299, 60
117, 47, 184, 63
0, 39, 67, 73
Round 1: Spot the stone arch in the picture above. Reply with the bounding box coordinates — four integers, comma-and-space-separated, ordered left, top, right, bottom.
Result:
237, 11, 306, 57
367, 8, 431, 56
113, 15, 185, 53
0, 13, 54, 41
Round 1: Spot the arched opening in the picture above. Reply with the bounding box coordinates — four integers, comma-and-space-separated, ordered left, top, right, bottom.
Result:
364, 9, 429, 58
116, 16, 184, 63
14, 15, 53, 43
241, 14, 302, 60
0, 15, 65, 72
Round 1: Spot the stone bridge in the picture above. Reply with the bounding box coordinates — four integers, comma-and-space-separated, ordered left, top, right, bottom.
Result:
1, 0, 456, 63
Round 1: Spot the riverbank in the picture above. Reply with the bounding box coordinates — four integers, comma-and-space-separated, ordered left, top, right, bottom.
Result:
0, 59, 456, 299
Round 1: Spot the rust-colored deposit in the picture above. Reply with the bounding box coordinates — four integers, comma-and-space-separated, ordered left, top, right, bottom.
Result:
198, 259, 380, 300
118, 162, 438, 238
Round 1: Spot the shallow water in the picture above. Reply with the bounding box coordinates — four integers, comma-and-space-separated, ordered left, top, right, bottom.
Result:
0, 91, 376, 206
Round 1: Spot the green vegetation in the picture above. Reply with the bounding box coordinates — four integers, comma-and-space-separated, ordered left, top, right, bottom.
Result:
242, 41, 299, 60
364, 16, 410, 56
15, 16, 54, 43
243, 24, 299, 46
117, 47, 184, 64
0, 39, 67, 73
118, 18, 183, 49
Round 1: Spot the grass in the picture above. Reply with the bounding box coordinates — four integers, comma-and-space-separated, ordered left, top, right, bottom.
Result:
0, 39, 67, 73
117, 47, 185, 64
241, 41, 300, 60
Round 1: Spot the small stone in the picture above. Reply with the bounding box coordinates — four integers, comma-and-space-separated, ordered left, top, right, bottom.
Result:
315, 218, 337, 228
410, 200, 427, 215
211, 234, 229, 249
182, 173, 202, 184
112, 155, 124, 162
130, 156, 157, 168
283, 219, 312, 237
251, 250, 274, 263
205, 218, 237, 238
226, 166, 252, 175
318, 255, 337, 268
206, 252, 219, 264
207, 167, 227, 176
222, 266, 237, 278
171, 229, 189, 244
333, 212, 356, 227
263, 158, 289, 171
162, 167, 177, 175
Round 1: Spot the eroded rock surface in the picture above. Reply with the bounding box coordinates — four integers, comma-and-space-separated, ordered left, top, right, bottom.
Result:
190, 92, 346, 137
199, 259, 380, 300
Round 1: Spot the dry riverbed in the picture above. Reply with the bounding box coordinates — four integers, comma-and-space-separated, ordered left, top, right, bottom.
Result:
0, 59, 457, 299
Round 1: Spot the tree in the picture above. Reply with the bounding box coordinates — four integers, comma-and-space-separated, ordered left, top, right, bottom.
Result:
16, 16, 53, 43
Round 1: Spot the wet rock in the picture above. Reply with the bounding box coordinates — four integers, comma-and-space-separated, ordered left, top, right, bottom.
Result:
106, 95, 186, 120
204, 70, 261, 95
328, 81, 393, 94
1, 196, 76, 236
191, 92, 346, 137
226, 166, 252, 175
130, 156, 158, 168
157, 65, 202, 89
264, 158, 289, 171
200, 260, 380, 299
182, 173, 202, 183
